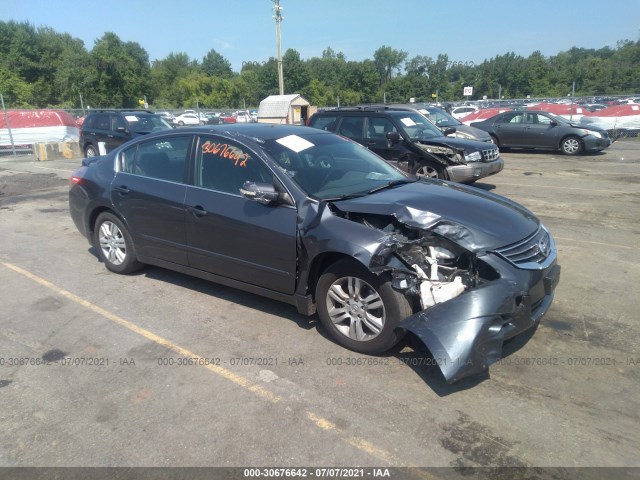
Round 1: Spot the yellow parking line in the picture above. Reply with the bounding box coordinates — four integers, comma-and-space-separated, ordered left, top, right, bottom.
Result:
1, 259, 281, 403
495, 182, 630, 195
0, 258, 405, 467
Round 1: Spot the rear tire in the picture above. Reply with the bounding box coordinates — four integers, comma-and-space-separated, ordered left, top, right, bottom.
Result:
316, 260, 411, 354
93, 212, 143, 274
85, 145, 98, 157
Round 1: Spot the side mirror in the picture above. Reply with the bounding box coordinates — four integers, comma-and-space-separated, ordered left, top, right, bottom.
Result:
549, 121, 558, 127
240, 181, 280, 206
386, 132, 401, 147
442, 127, 457, 136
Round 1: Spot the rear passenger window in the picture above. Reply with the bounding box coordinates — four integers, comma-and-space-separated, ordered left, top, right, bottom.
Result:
311, 115, 338, 131
94, 114, 110, 130
120, 136, 190, 183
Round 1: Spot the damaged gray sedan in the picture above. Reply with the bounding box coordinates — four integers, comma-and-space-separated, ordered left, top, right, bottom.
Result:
69, 124, 560, 383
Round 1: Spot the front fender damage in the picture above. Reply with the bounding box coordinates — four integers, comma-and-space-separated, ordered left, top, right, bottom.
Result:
304, 201, 551, 384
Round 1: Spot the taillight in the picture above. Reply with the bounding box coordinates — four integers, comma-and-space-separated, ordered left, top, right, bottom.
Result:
70, 166, 87, 186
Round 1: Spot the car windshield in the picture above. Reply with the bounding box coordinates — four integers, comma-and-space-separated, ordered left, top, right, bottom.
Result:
130, 115, 172, 133
262, 132, 412, 200
390, 112, 444, 140
544, 112, 571, 125
420, 108, 461, 128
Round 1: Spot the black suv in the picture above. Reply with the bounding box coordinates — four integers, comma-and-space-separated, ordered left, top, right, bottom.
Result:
308, 108, 503, 183
80, 110, 173, 157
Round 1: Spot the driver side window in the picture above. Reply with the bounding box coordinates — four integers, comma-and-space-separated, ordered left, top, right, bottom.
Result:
366, 117, 397, 140
196, 137, 273, 195
337, 116, 365, 140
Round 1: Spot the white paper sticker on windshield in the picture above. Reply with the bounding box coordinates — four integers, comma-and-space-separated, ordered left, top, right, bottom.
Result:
400, 117, 416, 127
125, 116, 139, 122
276, 135, 315, 153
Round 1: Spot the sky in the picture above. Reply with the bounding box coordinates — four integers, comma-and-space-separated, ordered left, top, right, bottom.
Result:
2, 0, 640, 72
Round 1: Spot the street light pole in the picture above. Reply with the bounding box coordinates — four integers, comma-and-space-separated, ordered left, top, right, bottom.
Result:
273, 0, 284, 95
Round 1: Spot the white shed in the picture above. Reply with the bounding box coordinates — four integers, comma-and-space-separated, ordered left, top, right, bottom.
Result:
257, 94, 313, 124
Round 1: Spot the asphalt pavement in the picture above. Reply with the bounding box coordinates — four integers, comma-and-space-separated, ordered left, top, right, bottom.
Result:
0, 141, 639, 475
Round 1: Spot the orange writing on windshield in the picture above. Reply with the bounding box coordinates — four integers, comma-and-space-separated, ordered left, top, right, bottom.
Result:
202, 141, 248, 167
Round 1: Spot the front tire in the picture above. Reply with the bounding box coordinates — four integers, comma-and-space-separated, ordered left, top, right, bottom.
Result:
316, 260, 412, 354
561, 136, 582, 155
93, 212, 143, 274
411, 161, 445, 179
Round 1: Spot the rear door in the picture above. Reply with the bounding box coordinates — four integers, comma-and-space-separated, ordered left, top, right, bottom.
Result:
111, 134, 193, 265
91, 113, 112, 154
493, 112, 525, 146
183, 135, 297, 294
335, 115, 366, 145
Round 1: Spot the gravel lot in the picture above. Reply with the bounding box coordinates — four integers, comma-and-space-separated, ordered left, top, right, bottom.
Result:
0, 140, 638, 475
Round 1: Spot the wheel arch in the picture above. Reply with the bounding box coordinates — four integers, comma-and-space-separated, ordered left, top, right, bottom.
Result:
305, 252, 364, 298
87, 206, 126, 242
559, 134, 583, 153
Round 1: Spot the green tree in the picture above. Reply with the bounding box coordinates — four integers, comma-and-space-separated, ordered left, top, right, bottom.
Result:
201, 49, 233, 78
283, 49, 309, 94
373, 45, 408, 85
89, 32, 151, 107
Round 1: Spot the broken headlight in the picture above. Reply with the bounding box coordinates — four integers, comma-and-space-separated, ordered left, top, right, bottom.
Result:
464, 151, 482, 162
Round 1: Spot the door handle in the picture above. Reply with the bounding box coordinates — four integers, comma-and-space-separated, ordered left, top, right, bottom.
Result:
367, 141, 376, 146
113, 185, 130, 194
187, 205, 208, 217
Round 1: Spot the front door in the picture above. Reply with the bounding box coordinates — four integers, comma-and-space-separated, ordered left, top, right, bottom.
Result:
364, 116, 403, 164
184, 135, 297, 294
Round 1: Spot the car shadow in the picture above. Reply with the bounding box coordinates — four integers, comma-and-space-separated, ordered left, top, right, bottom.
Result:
87, 246, 536, 395
470, 182, 496, 192
501, 148, 608, 157
86, 246, 316, 330
380, 325, 540, 396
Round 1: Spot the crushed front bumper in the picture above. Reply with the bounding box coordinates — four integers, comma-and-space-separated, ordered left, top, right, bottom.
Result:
446, 157, 504, 183
398, 255, 560, 383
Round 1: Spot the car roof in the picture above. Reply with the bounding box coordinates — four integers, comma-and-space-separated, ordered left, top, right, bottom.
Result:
314, 107, 422, 116
87, 110, 156, 116
140, 123, 334, 142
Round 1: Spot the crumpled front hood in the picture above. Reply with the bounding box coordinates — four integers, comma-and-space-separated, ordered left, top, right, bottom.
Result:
333, 180, 539, 251
417, 135, 493, 154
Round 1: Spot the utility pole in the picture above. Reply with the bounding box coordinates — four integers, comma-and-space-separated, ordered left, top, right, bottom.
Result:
273, 0, 284, 95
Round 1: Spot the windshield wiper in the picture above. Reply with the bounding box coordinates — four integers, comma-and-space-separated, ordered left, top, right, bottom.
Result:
322, 193, 369, 201
367, 179, 414, 194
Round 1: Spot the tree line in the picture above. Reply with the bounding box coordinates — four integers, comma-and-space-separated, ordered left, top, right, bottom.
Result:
1, 20, 639, 110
